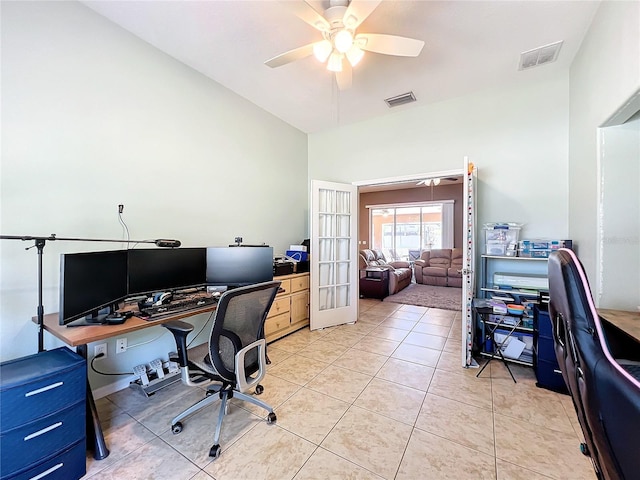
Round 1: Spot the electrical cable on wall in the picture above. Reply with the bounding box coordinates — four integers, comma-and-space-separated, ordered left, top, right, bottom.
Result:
90, 353, 133, 376
118, 204, 131, 249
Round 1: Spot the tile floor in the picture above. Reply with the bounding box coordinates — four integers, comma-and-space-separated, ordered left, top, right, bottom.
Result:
84, 299, 596, 480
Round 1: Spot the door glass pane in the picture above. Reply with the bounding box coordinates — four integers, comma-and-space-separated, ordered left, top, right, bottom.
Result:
370, 203, 446, 255
318, 238, 334, 262
336, 285, 349, 308
319, 287, 334, 311
336, 262, 349, 284
319, 263, 334, 287
336, 214, 350, 237
336, 239, 350, 261
336, 191, 350, 214
319, 214, 334, 237
319, 189, 334, 212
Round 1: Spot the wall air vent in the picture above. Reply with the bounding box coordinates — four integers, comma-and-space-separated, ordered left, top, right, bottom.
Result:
519, 41, 563, 70
385, 92, 416, 108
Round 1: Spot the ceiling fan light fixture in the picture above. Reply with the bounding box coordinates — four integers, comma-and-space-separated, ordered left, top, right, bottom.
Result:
334, 29, 354, 53
313, 40, 333, 62
346, 45, 364, 67
327, 51, 343, 72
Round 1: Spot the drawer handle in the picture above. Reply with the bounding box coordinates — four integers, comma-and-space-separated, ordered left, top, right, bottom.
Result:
25, 381, 63, 397
24, 421, 63, 441
29, 462, 63, 480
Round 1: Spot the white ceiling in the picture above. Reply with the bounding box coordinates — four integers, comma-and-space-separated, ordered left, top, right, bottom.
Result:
82, 0, 600, 133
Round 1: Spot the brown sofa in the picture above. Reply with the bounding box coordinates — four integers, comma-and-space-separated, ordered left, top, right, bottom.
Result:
414, 248, 463, 287
359, 249, 412, 295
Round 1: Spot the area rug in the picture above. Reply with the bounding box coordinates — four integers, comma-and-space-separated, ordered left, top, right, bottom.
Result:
383, 283, 462, 311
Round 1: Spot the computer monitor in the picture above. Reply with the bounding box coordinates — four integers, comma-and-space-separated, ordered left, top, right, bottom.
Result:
206, 246, 274, 288
59, 250, 128, 326
127, 248, 207, 296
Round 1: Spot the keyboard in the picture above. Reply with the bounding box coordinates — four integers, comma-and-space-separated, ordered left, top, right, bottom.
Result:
139, 294, 218, 319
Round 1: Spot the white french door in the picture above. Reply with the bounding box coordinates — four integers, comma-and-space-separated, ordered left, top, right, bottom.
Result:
462, 157, 477, 367
310, 180, 359, 330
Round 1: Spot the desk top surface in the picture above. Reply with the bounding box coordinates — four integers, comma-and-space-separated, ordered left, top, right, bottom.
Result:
36, 304, 217, 346
598, 308, 640, 343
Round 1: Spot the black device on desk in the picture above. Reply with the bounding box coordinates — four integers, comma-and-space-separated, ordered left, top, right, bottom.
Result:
206, 246, 274, 288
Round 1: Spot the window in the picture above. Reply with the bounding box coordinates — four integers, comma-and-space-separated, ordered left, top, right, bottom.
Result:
369, 202, 453, 259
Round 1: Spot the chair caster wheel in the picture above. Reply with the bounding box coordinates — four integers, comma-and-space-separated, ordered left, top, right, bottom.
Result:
267, 412, 277, 424
171, 422, 183, 434
255, 384, 264, 395
209, 444, 221, 458
580, 443, 590, 456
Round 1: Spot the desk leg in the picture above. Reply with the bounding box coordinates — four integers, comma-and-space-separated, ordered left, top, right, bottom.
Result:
77, 345, 110, 460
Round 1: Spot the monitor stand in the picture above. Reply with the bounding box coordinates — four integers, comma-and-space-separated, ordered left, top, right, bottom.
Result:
66, 303, 123, 327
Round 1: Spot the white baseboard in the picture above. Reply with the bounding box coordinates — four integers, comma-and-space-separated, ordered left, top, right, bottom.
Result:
92, 375, 136, 400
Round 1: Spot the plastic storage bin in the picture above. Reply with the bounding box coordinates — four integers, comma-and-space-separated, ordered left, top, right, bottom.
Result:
484, 223, 522, 256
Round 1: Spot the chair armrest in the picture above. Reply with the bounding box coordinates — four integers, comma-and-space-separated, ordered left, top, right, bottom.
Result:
414, 260, 426, 268
163, 320, 194, 367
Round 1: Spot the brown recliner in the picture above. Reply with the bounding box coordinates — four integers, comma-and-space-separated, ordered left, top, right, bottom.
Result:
414, 248, 463, 287
359, 249, 412, 295
414, 249, 451, 286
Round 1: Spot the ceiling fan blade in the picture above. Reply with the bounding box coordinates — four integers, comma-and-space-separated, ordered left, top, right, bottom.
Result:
335, 62, 352, 90
342, 0, 382, 29
265, 42, 318, 68
280, 1, 330, 32
356, 33, 425, 57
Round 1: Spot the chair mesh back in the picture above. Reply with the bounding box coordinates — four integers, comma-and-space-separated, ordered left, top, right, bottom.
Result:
208, 281, 280, 383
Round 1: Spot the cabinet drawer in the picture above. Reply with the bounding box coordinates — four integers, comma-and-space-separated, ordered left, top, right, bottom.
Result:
265, 312, 290, 336
277, 279, 291, 296
267, 297, 290, 319
6, 439, 86, 480
535, 359, 568, 393
0, 348, 85, 431
1, 402, 85, 478
537, 336, 558, 363
290, 291, 309, 324
290, 275, 309, 293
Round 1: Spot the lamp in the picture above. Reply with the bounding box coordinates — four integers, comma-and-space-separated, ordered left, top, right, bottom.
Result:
315, 27, 365, 74
313, 40, 332, 62
334, 29, 353, 53
327, 51, 344, 72
346, 45, 364, 67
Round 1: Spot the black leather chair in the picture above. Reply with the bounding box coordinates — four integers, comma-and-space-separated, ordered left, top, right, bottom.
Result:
548, 249, 640, 480
164, 281, 281, 459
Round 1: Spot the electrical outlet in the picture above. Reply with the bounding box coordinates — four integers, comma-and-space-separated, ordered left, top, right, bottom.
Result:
94, 343, 107, 358
116, 338, 127, 354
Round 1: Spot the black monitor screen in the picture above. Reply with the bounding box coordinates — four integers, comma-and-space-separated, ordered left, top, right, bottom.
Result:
59, 250, 128, 326
206, 247, 274, 287
127, 248, 206, 295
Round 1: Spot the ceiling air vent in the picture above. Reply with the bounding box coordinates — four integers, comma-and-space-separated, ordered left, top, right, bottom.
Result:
385, 92, 416, 108
519, 41, 563, 70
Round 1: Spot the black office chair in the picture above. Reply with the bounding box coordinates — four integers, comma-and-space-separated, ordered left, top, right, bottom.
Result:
164, 281, 281, 459
548, 249, 640, 480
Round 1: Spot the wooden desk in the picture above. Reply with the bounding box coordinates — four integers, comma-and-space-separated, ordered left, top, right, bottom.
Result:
38, 305, 217, 346
34, 305, 217, 461
598, 308, 640, 343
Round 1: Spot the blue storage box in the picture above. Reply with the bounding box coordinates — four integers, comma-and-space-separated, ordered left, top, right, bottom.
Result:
286, 250, 308, 262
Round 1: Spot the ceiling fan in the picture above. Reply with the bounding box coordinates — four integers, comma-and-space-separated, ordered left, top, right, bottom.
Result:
265, 0, 425, 90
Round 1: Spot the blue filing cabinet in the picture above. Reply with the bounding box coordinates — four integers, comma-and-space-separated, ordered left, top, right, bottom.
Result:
0, 347, 86, 480
534, 305, 568, 394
